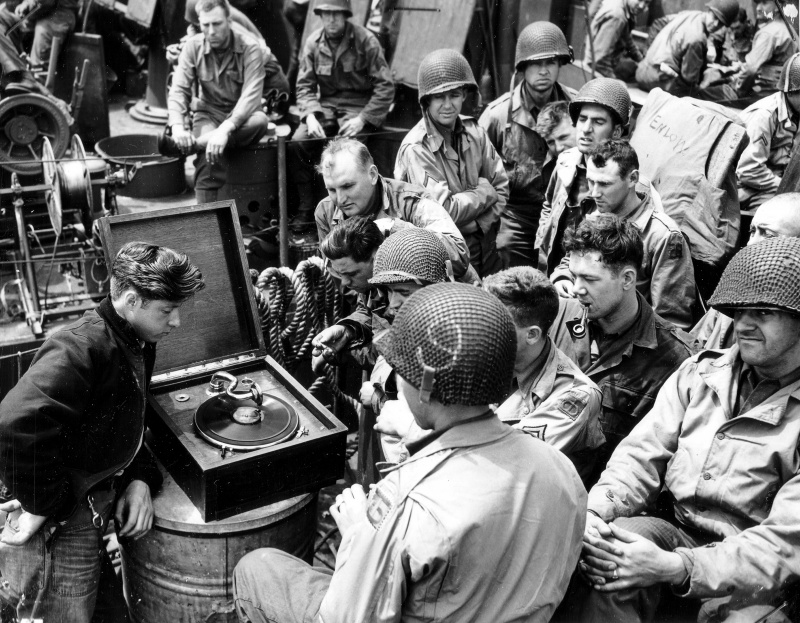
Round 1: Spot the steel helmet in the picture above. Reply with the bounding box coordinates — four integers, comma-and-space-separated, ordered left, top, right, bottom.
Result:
313, 0, 352, 17
369, 228, 449, 286
568, 77, 631, 128
779, 53, 800, 92
417, 48, 478, 101
377, 282, 517, 405
515, 21, 573, 70
709, 237, 800, 316
706, 0, 739, 27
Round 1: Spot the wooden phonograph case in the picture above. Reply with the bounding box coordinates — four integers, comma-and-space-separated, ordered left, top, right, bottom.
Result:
99, 202, 347, 522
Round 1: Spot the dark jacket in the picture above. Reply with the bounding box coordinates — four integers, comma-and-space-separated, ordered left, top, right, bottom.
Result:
0, 297, 163, 520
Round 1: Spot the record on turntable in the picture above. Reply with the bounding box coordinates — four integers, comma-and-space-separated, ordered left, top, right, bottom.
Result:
195, 371, 299, 450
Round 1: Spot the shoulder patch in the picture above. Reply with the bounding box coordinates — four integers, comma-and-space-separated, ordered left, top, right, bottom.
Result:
366, 484, 395, 530
558, 389, 589, 420
520, 423, 547, 441
667, 232, 684, 259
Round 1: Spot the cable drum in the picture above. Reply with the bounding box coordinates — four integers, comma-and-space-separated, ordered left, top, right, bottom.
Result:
58, 135, 94, 233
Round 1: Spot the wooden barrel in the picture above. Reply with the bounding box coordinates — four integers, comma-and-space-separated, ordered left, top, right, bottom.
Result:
120, 468, 317, 623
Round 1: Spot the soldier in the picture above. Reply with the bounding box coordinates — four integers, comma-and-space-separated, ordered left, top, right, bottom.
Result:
483, 267, 605, 487
569, 237, 800, 623
691, 192, 800, 349
535, 77, 632, 275
550, 140, 695, 329
556, 215, 695, 481
536, 101, 578, 169
585, 0, 650, 81
396, 49, 509, 277
735, 0, 794, 96
314, 138, 472, 281
479, 22, 576, 268
163, 0, 270, 203
737, 53, 800, 212
289, 0, 394, 237
12, 0, 78, 68
635, 0, 739, 97
234, 283, 587, 622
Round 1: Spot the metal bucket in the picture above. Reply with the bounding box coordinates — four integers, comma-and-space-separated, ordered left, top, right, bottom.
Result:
94, 134, 186, 199
120, 470, 317, 623
218, 137, 278, 230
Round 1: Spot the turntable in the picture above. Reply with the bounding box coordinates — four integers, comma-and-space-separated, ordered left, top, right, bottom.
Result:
99, 202, 347, 521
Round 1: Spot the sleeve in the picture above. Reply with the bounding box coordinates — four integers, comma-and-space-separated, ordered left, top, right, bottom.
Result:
587, 359, 695, 521
519, 384, 604, 456
357, 36, 395, 128
119, 444, 163, 496
315, 203, 332, 242
737, 29, 775, 95
647, 229, 696, 330
551, 252, 573, 283
535, 168, 559, 257
318, 487, 449, 622
675, 470, 800, 598
478, 105, 504, 155
395, 143, 497, 227
0, 331, 95, 517
480, 129, 509, 217
678, 39, 706, 88
405, 197, 471, 279
296, 37, 325, 118
338, 295, 374, 346
737, 110, 782, 192
226, 42, 266, 130
592, 14, 628, 76
167, 42, 198, 127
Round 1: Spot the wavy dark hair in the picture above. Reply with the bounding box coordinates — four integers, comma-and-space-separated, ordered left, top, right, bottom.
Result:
483, 266, 559, 332
535, 100, 571, 139
587, 139, 638, 179
563, 213, 643, 273
320, 216, 384, 263
110, 242, 205, 302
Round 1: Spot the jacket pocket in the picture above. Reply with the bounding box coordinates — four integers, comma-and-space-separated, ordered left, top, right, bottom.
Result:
600, 384, 656, 436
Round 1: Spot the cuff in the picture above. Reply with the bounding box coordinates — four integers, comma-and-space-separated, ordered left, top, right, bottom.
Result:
337, 320, 369, 348
671, 547, 695, 595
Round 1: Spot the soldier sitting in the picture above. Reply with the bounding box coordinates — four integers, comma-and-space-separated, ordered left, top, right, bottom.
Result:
585, 0, 650, 82
734, 0, 794, 96
234, 283, 587, 622
550, 139, 695, 330
564, 236, 800, 623
483, 266, 605, 487
737, 54, 800, 212
396, 49, 509, 277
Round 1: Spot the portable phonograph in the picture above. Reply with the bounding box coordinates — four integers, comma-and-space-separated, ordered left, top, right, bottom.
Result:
99, 202, 347, 521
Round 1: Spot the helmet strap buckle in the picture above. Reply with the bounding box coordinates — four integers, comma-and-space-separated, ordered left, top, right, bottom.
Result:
419, 365, 435, 404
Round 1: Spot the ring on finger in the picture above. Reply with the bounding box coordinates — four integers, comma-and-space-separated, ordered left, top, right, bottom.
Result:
612, 570, 618, 581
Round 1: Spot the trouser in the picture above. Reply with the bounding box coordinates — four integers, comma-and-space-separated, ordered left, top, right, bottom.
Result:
29, 7, 77, 67
636, 61, 694, 97
0, 8, 25, 75
555, 516, 791, 623
497, 205, 542, 269
233, 548, 331, 623
464, 221, 502, 278
0, 484, 128, 623
192, 108, 270, 203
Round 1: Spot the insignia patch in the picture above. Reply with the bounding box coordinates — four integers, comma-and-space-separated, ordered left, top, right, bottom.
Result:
667, 233, 684, 260
520, 423, 547, 441
558, 389, 588, 420
423, 173, 442, 190
366, 485, 394, 530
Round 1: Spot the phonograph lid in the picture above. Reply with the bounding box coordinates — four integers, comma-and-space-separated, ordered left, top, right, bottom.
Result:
195, 392, 299, 450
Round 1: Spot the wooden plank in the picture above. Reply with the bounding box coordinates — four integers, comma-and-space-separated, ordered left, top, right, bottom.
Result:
390, 0, 476, 89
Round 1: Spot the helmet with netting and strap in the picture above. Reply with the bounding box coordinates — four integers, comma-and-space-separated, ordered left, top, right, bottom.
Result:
369, 228, 450, 286
377, 282, 517, 405
709, 237, 800, 317
568, 77, 631, 129
417, 49, 478, 102
514, 21, 573, 70
779, 53, 800, 92
313, 0, 352, 16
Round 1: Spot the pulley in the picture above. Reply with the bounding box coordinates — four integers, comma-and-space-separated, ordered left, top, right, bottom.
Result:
59, 135, 94, 233
0, 93, 71, 175
42, 137, 62, 235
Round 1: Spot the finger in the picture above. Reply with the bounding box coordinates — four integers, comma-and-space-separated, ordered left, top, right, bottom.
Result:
349, 484, 367, 501
584, 534, 624, 557
118, 504, 136, 536
607, 522, 639, 544
595, 579, 633, 593
584, 555, 617, 571
0, 529, 33, 546
0, 500, 21, 512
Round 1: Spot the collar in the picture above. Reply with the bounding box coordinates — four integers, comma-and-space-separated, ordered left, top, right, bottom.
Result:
517, 338, 559, 402
331, 175, 390, 224
589, 293, 659, 351
318, 20, 354, 46
97, 296, 145, 353
400, 412, 513, 464
422, 111, 466, 153
778, 92, 795, 126
612, 190, 653, 225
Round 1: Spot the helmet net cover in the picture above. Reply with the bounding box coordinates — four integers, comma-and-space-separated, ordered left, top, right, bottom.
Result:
313, 0, 353, 16
369, 228, 449, 286
708, 236, 800, 317
378, 282, 517, 406
779, 53, 800, 92
568, 77, 631, 127
515, 21, 572, 69
417, 48, 478, 100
